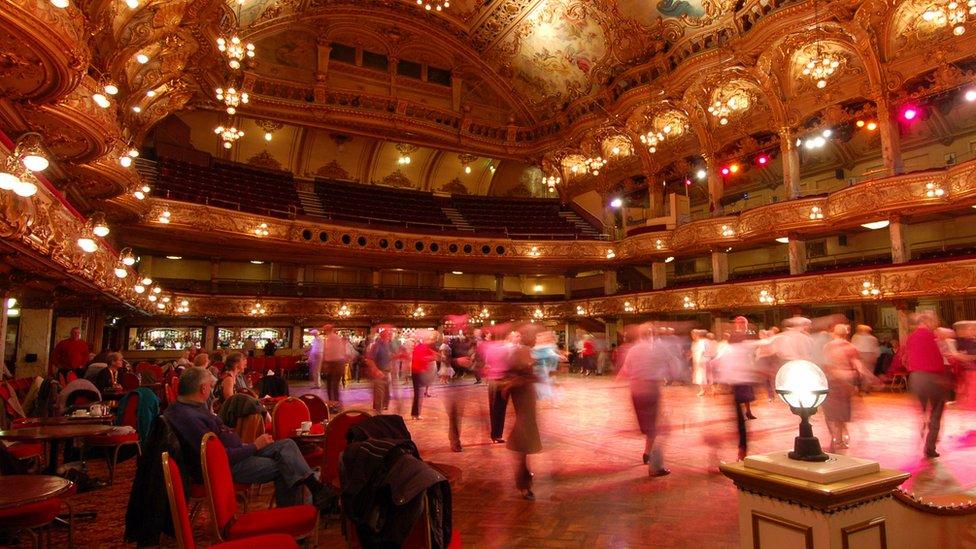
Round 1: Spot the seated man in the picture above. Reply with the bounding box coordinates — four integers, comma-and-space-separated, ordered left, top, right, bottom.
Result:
164, 367, 334, 509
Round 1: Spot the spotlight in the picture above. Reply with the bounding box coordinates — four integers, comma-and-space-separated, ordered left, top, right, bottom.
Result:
756, 154, 769, 166
92, 93, 111, 109
729, 164, 739, 173
610, 197, 623, 208
695, 169, 707, 180
967, 90, 976, 102
901, 106, 919, 121
721, 167, 730, 176
136, 54, 149, 64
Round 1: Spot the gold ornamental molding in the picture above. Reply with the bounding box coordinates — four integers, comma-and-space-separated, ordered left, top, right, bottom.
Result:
139, 157, 976, 266
0, 0, 89, 103
158, 256, 976, 320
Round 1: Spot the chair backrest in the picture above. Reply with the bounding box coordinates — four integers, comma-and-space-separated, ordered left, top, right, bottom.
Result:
120, 391, 140, 428
234, 413, 265, 444
299, 394, 329, 424
323, 409, 373, 488
250, 357, 266, 372
265, 356, 279, 373
161, 452, 195, 549
272, 397, 310, 440
120, 372, 140, 391
164, 383, 177, 407
200, 432, 238, 540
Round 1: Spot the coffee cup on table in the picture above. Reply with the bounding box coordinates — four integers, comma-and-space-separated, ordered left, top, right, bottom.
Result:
300, 421, 312, 434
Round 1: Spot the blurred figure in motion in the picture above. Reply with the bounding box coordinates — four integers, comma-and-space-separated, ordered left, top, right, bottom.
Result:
410, 330, 439, 420
532, 330, 561, 401
851, 325, 880, 380
755, 328, 780, 402
307, 328, 324, 389
483, 328, 511, 443
691, 330, 709, 396
580, 335, 596, 376
618, 323, 672, 476
821, 323, 866, 451
503, 326, 542, 500
365, 328, 394, 413
714, 319, 762, 461
322, 325, 349, 410
906, 312, 954, 459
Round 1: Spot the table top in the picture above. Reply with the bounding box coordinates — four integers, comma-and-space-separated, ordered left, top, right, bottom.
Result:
0, 424, 114, 441
18, 415, 114, 426
0, 475, 74, 510
291, 432, 327, 442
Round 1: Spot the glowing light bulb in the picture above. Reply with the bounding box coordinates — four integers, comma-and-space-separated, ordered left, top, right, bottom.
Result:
136, 54, 149, 64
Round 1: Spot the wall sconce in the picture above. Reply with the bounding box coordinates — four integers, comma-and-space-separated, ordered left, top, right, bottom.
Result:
721, 225, 735, 238
254, 223, 270, 237
860, 280, 881, 298
527, 246, 541, 258
337, 304, 351, 318
533, 307, 544, 320
91, 212, 110, 237
249, 302, 267, 316
925, 182, 946, 198
623, 301, 636, 313
175, 299, 190, 314
412, 305, 426, 318
158, 210, 171, 224
758, 289, 776, 305
655, 239, 664, 250
575, 304, 587, 316
77, 224, 98, 253
606, 248, 616, 259
809, 206, 824, 220
682, 295, 696, 309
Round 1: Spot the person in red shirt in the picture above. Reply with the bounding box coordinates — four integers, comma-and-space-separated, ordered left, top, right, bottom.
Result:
410, 332, 439, 420
905, 312, 953, 458
51, 327, 90, 378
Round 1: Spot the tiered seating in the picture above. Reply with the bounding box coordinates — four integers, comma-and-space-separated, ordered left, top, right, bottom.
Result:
313, 179, 452, 228
154, 157, 303, 218
450, 195, 592, 239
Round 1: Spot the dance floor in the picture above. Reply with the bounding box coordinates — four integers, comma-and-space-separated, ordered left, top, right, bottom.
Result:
35, 375, 976, 548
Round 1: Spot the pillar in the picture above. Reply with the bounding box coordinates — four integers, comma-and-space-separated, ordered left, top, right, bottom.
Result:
16, 308, 53, 378
889, 217, 910, 264
704, 154, 723, 215
779, 127, 801, 199
436, 271, 446, 289
651, 262, 667, 290
315, 41, 331, 81
603, 270, 618, 295
605, 318, 620, 348
564, 275, 573, 300
0, 290, 8, 377
371, 269, 381, 288
204, 324, 216, 351
894, 300, 915, 344
495, 274, 504, 301
877, 99, 904, 176
787, 238, 807, 275
649, 181, 665, 217
712, 252, 729, 283
88, 311, 105, 353
292, 320, 303, 350
451, 74, 462, 112
565, 322, 576, 353
210, 258, 220, 293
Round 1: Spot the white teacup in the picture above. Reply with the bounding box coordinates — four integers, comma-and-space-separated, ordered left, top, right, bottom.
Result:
300, 421, 312, 433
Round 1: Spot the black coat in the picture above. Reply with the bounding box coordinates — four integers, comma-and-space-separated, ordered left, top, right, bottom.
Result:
124, 415, 192, 546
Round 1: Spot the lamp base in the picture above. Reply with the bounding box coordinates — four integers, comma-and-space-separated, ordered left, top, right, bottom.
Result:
788, 435, 829, 462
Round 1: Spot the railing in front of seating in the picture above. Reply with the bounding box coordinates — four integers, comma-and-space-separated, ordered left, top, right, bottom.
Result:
154, 278, 498, 301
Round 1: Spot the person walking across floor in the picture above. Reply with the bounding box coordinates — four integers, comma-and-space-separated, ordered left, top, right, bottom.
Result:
905, 312, 954, 459
618, 323, 672, 476
482, 329, 512, 443
307, 329, 324, 389
821, 323, 869, 451
502, 326, 542, 499
322, 325, 350, 410
365, 329, 394, 412
410, 331, 439, 420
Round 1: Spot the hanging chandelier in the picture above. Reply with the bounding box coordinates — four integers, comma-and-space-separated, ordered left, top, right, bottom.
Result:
802, 48, 841, 89
923, 0, 976, 35
543, 174, 561, 192
570, 156, 606, 176
396, 143, 417, 165
707, 90, 750, 125
215, 86, 249, 115
217, 35, 255, 70
415, 0, 449, 11
215, 125, 244, 149
249, 302, 267, 316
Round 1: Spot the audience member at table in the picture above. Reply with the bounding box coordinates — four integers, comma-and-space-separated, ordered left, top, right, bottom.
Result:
165, 367, 335, 508
217, 352, 251, 406
51, 327, 90, 378
93, 352, 125, 393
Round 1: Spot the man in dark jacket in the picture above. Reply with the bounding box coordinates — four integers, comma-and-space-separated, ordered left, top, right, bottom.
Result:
165, 367, 334, 508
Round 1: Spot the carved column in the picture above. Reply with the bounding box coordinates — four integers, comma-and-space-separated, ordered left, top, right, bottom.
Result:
451, 74, 462, 112
648, 178, 665, 217
495, 274, 504, 301
371, 269, 381, 288
779, 127, 801, 199
893, 300, 917, 343
876, 98, 904, 176
712, 252, 729, 283
787, 238, 807, 275
651, 262, 667, 290
603, 270, 618, 296
388, 56, 398, 96
204, 324, 216, 351
703, 154, 723, 215
889, 216, 910, 264
0, 290, 8, 376
564, 275, 573, 300
315, 41, 331, 82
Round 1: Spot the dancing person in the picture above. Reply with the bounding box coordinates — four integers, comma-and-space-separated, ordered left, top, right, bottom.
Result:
821, 324, 865, 451
691, 330, 709, 396
437, 337, 454, 384
619, 323, 671, 476
851, 325, 880, 378
322, 325, 349, 410
714, 334, 762, 461
503, 327, 542, 499
410, 331, 438, 420
580, 335, 596, 376
307, 329, 324, 389
532, 331, 561, 401
906, 312, 954, 459
482, 330, 510, 443
728, 316, 758, 421
365, 329, 394, 413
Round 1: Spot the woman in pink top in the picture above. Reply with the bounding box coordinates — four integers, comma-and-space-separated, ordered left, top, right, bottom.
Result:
821, 324, 864, 452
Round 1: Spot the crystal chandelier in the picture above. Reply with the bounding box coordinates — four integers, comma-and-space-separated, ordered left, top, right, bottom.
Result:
415, 0, 449, 11
802, 49, 841, 89
217, 35, 255, 70
175, 299, 190, 314
396, 143, 417, 165
707, 91, 750, 125
543, 174, 561, 192
758, 289, 776, 304
570, 156, 606, 176
337, 304, 351, 318
923, 0, 976, 35
249, 302, 267, 316
215, 125, 244, 149
215, 86, 248, 114
639, 130, 665, 153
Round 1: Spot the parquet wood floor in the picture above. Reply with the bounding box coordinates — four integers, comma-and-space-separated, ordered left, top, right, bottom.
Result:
33, 375, 976, 548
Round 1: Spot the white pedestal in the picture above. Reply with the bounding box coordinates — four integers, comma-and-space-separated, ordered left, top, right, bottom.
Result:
744, 451, 880, 484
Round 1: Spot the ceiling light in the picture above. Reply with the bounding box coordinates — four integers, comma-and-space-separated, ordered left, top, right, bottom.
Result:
966, 90, 976, 102
861, 220, 890, 230
664, 256, 675, 263
6, 298, 15, 308
91, 212, 110, 237
136, 54, 149, 64
901, 106, 919, 121
18, 134, 49, 172
146, 90, 156, 97
12, 178, 38, 197
152, 286, 161, 294
126, 0, 139, 7
0, 170, 18, 191
250, 260, 264, 264
119, 156, 132, 168
264, 132, 273, 142
217, 35, 255, 70
533, 284, 544, 293
451, 271, 463, 275
610, 197, 623, 208
165, 255, 182, 260
141, 277, 153, 285
132, 106, 141, 113
77, 234, 98, 253
120, 248, 136, 265
103, 82, 119, 95
50, 0, 69, 7
775, 237, 790, 244
866, 121, 877, 131
114, 265, 128, 278
695, 169, 707, 180
92, 93, 111, 109
134, 284, 145, 294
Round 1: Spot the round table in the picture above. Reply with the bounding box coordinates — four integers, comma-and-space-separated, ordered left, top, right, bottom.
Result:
0, 475, 74, 510
0, 425, 114, 475
18, 416, 114, 426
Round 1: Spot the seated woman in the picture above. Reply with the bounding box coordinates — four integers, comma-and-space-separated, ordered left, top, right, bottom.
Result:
93, 352, 125, 393
215, 352, 253, 411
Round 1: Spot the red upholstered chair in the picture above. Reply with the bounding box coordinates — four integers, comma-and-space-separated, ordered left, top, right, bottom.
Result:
162, 452, 298, 549
265, 356, 279, 373
322, 409, 373, 489
83, 391, 141, 484
272, 398, 324, 469
200, 433, 318, 544
0, 497, 66, 548
250, 357, 266, 372
136, 363, 163, 383
120, 372, 140, 391
280, 356, 299, 379
299, 394, 329, 424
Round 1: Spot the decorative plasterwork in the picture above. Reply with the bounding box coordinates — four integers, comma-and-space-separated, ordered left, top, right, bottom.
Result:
315, 160, 352, 180
246, 150, 282, 171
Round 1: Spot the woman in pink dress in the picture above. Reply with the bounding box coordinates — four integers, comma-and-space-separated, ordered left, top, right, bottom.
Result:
821, 324, 871, 451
